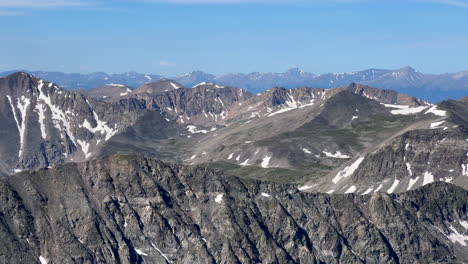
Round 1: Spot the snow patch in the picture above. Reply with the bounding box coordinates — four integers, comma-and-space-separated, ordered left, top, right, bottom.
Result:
77, 139, 91, 158
422, 171, 434, 186
374, 184, 383, 193
332, 157, 365, 184
261, 192, 271, 197
323, 150, 350, 159
406, 163, 413, 176
298, 185, 314, 191
407, 176, 419, 190
6, 95, 30, 158
425, 106, 447, 117
389, 106, 428, 115
215, 193, 223, 203
151, 242, 172, 263
430, 121, 445, 128
240, 159, 250, 166
447, 226, 468, 246
135, 248, 148, 256
82, 100, 118, 141
344, 185, 357, 194
39, 256, 48, 264
187, 125, 209, 134
169, 82, 181, 89
35, 102, 47, 139
387, 178, 400, 193
462, 164, 468, 176
227, 153, 233, 160
261, 155, 271, 168
302, 148, 312, 154
361, 188, 373, 195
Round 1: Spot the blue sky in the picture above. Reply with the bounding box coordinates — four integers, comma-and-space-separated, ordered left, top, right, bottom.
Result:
0, 0, 467, 76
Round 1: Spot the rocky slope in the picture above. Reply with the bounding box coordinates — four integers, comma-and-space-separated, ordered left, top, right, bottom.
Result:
1, 155, 468, 263
132, 79, 184, 96
0, 72, 176, 175
77, 84, 133, 102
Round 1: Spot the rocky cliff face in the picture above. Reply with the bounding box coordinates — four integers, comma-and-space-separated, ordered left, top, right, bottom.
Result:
1, 155, 468, 264
0, 73, 152, 175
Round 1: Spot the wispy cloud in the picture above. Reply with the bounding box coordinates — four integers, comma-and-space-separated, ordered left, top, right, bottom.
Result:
160, 60, 176, 66
0, 0, 92, 16
429, 0, 468, 7
0, 0, 91, 8
139, 0, 360, 4
140, 0, 468, 6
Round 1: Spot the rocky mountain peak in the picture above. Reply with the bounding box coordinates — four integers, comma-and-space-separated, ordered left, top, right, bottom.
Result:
133, 79, 184, 95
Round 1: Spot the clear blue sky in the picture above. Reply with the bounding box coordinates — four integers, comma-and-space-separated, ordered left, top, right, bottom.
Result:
1, 0, 467, 76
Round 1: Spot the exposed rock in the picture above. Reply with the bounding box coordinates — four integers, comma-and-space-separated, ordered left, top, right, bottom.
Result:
1, 155, 467, 263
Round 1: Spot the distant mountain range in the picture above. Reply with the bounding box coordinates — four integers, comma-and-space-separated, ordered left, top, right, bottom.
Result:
1, 66, 468, 102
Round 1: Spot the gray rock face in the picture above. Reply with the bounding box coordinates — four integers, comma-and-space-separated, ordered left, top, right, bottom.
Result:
1, 154, 468, 263
0, 73, 156, 175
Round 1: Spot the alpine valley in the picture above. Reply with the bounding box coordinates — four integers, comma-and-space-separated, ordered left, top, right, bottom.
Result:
1, 71, 468, 263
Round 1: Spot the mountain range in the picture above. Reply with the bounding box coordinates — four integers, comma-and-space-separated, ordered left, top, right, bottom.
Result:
2, 66, 468, 103
0, 71, 468, 263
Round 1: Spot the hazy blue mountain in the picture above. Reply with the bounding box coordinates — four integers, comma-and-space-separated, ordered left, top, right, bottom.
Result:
1, 66, 467, 102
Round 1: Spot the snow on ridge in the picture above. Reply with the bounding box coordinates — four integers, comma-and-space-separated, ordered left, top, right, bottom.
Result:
389, 106, 428, 115
302, 148, 312, 154
425, 105, 447, 117
169, 82, 181, 89
382, 104, 409, 109
323, 150, 350, 159
107, 83, 127, 87
332, 157, 365, 184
